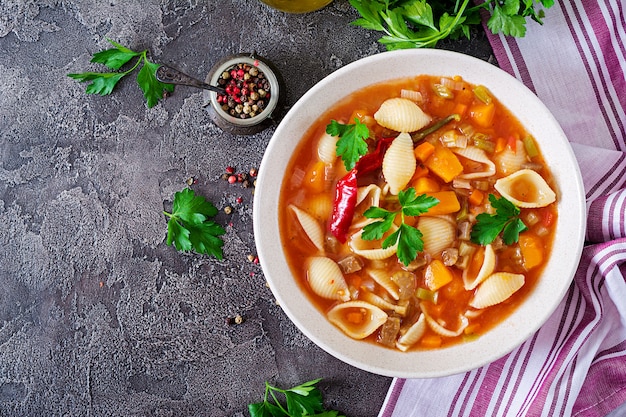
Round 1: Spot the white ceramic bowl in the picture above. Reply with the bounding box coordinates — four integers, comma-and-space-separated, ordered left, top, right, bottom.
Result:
253, 49, 586, 378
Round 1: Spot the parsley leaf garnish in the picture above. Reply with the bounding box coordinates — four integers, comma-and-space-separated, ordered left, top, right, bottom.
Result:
326, 118, 370, 171
163, 188, 225, 258
248, 378, 346, 417
68, 38, 174, 108
348, 0, 554, 50
362, 188, 439, 266
470, 194, 528, 245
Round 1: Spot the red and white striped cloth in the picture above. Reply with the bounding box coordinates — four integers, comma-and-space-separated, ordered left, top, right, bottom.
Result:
378, 1, 626, 416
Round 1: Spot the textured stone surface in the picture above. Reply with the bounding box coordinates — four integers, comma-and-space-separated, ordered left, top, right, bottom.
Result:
0, 1, 494, 416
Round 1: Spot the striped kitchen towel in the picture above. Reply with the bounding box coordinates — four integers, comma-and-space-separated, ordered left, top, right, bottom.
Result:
378, 1, 626, 416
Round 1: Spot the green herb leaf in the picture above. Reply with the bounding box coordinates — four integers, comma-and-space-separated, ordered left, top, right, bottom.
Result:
392, 223, 424, 266
249, 379, 345, 417
67, 72, 127, 96
362, 187, 438, 266
470, 194, 528, 245
68, 40, 173, 108
398, 188, 439, 216
326, 118, 370, 171
90, 39, 142, 70
487, 4, 527, 37
137, 60, 175, 108
403, 0, 436, 30
164, 188, 225, 258
348, 0, 553, 50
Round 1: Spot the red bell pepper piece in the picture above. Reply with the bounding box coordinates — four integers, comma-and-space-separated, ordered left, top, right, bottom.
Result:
329, 137, 395, 242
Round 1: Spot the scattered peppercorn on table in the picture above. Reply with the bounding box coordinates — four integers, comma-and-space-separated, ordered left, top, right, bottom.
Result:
0, 1, 494, 416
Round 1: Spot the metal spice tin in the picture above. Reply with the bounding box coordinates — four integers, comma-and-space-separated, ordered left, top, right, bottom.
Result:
203, 53, 283, 135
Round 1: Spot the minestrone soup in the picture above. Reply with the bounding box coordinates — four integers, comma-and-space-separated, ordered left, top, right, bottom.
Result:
279, 75, 558, 351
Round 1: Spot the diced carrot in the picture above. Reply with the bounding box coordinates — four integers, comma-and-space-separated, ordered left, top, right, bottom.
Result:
469, 102, 495, 127
424, 142, 464, 183
414, 141, 435, 162
519, 233, 544, 270
468, 189, 484, 206
421, 191, 460, 216
413, 176, 441, 194
424, 259, 454, 291
420, 334, 442, 348
452, 102, 468, 118
507, 135, 518, 152
495, 137, 507, 153
411, 163, 430, 181
303, 160, 327, 193
348, 109, 368, 123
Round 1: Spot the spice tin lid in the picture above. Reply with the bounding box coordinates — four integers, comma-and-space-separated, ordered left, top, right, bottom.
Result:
203, 53, 282, 135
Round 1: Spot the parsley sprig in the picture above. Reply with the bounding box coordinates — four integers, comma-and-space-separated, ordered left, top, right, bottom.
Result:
362, 188, 439, 266
326, 118, 370, 171
470, 194, 528, 245
68, 38, 174, 108
349, 0, 554, 50
163, 188, 225, 258
248, 378, 345, 417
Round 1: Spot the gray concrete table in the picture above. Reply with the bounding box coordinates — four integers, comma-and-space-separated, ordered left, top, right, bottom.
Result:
0, 1, 494, 416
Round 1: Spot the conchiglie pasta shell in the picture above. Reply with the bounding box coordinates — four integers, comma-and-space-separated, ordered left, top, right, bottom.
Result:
361, 291, 407, 316
494, 169, 556, 208
422, 305, 469, 337
418, 216, 456, 258
367, 269, 400, 300
463, 244, 496, 290
348, 225, 398, 260
374, 98, 431, 132
453, 146, 496, 179
495, 139, 528, 175
470, 272, 525, 309
289, 205, 325, 252
396, 313, 426, 351
317, 132, 338, 164
382, 132, 416, 195
327, 300, 388, 339
351, 185, 383, 229
306, 257, 350, 302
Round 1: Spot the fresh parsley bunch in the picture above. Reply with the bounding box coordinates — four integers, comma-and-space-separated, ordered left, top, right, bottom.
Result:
362, 188, 439, 266
349, 0, 555, 50
163, 188, 225, 258
248, 379, 345, 417
470, 193, 528, 245
68, 38, 174, 108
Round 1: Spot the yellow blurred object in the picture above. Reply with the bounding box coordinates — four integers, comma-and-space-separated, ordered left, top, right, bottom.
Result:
260, 0, 332, 13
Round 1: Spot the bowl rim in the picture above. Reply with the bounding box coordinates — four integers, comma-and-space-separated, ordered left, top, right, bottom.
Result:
253, 49, 586, 378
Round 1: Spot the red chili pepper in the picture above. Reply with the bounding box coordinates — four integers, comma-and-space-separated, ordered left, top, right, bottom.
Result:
329, 169, 358, 243
329, 137, 395, 242
354, 136, 395, 174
